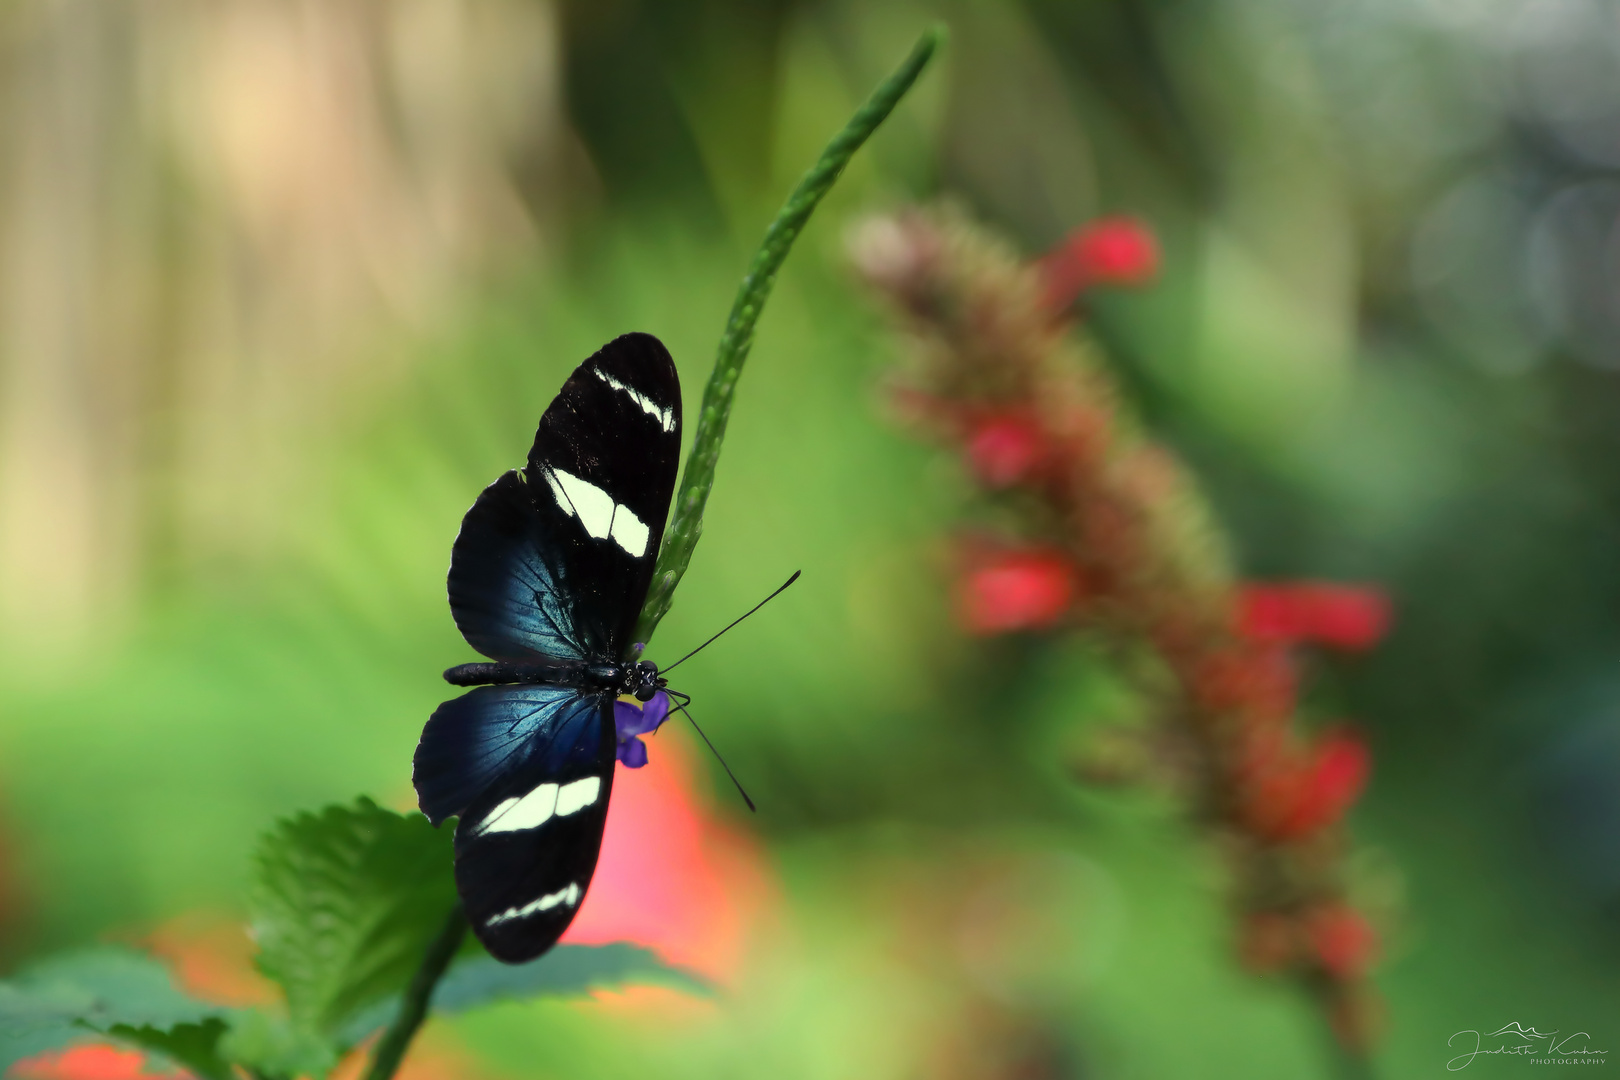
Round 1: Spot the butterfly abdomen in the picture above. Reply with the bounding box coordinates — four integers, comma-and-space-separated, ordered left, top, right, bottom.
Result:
443, 660, 588, 687
442, 658, 665, 700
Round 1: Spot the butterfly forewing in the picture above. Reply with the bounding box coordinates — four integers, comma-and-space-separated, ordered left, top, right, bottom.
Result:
449, 333, 680, 664
423, 332, 682, 964
447, 471, 589, 665
521, 332, 681, 658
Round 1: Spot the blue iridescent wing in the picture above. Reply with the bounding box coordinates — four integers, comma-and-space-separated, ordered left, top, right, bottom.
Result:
413, 683, 616, 963
447, 471, 589, 664
447, 472, 592, 667
447, 333, 682, 664
414, 683, 597, 826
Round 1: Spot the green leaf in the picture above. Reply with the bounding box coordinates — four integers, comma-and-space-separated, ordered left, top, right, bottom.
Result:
248, 797, 458, 1045
0, 947, 224, 1072
433, 943, 710, 1011
104, 1018, 233, 1080
338, 943, 710, 1044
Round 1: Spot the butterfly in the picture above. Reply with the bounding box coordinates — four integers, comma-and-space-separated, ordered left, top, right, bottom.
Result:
413, 332, 682, 964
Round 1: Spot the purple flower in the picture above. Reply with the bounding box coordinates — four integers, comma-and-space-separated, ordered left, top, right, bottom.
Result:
614, 691, 672, 768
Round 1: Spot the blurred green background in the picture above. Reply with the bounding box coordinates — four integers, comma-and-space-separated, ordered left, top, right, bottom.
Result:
0, 0, 1618, 1076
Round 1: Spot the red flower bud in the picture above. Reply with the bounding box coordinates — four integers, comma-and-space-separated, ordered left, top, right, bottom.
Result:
1306, 903, 1379, 980
1245, 727, 1371, 841
957, 548, 1079, 635
1295, 729, 1371, 834
1239, 583, 1392, 652
1039, 216, 1160, 310
964, 412, 1046, 488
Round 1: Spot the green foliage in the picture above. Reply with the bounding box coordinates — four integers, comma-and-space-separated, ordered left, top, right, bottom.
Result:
247, 798, 458, 1046
0, 948, 227, 1073
433, 943, 710, 1010
106, 1018, 234, 1080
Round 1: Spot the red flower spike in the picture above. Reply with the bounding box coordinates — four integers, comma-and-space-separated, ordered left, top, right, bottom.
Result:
1240, 583, 1392, 652
1306, 904, 1380, 980
957, 549, 1079, 635
1039, 216, 1160, 310
964, 412, 1047, 488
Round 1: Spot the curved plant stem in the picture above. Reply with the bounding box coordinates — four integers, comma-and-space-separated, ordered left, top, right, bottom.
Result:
632, 24, 946, 647
362, 906, 468, 1080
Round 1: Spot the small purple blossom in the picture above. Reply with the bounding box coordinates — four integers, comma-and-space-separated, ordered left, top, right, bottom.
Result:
614, 690, 672, 768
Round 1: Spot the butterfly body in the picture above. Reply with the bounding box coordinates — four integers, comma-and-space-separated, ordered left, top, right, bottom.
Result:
442, 658, 666, 700
413, 332, 681, 964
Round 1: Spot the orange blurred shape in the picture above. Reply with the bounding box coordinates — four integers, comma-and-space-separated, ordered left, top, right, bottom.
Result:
12, 1045, 179, 1080
560, 723, 776, 987
1239, 583, 1392, 652
955, 548, 1078, 636
326, 1030, 486, 1080
143, 913, 276, 1007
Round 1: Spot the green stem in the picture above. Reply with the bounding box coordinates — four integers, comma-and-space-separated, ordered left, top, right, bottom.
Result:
632, 24, 946, 647
362, 906, 468, 1080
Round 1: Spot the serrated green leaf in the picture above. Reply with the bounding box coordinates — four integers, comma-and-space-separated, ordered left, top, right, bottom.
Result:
0, 948, 224, 1072
249, 797, 457, 1043
104, 1018, 233, 1080
337, 943, 711, 1044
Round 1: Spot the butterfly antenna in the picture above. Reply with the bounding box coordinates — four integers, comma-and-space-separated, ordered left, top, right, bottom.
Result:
658, 570, 800, 676
669, 699, 756, 813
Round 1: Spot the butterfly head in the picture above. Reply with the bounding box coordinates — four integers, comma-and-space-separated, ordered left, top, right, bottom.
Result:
627, 659, 665, 702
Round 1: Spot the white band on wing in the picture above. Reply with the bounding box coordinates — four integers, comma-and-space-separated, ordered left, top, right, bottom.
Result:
474, 776, 602, 836
542, 466, 650, 557
484, 880, 583, 927
593, 365, 676, 432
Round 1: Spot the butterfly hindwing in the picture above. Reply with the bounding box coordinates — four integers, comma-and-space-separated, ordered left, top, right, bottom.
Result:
414, 682, 599, 828
447, 689, 617, 963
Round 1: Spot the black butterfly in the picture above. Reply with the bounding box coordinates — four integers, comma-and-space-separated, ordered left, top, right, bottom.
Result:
413, 332, 681, 964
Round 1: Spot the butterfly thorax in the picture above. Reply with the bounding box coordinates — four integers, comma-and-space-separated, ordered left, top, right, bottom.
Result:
443, 658, 665, 701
